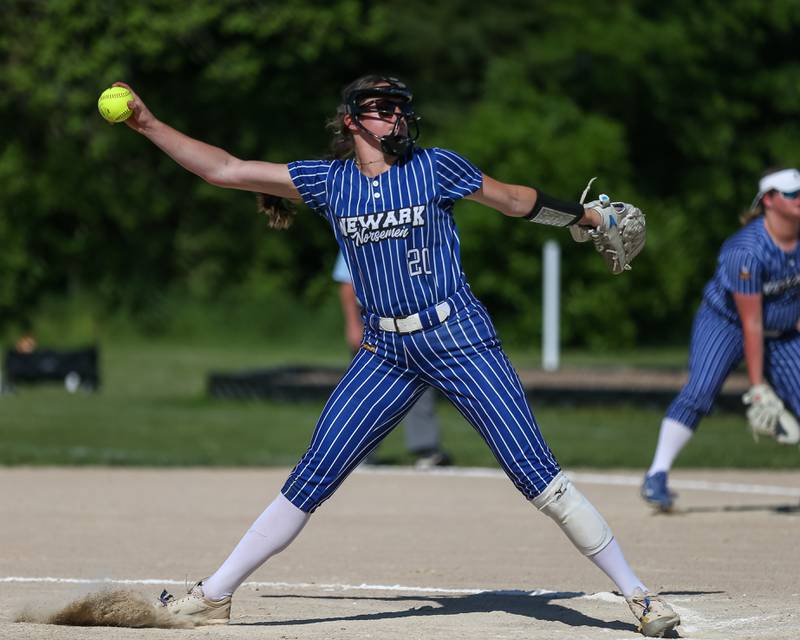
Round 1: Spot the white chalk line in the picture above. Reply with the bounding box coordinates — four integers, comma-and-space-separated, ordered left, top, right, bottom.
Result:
0, 576, 575, 598
356, 466, 800, 498
0, 576, 712, 635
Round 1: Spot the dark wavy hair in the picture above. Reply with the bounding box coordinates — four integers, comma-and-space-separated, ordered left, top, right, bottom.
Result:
256, 193, 296, 230
258, 74, 403, 229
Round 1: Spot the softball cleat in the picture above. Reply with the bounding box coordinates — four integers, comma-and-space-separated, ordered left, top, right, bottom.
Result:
626, 587, 680, 637
156, 581, 231, 626
640, 472, 674, 512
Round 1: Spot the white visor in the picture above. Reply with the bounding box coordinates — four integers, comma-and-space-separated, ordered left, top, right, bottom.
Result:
750, 168, 800, 210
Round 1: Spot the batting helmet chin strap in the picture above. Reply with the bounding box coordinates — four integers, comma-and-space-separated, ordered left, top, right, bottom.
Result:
356, 118, 419, 157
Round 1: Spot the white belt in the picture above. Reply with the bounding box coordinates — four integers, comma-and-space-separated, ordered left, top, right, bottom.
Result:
378, 301, 451, 334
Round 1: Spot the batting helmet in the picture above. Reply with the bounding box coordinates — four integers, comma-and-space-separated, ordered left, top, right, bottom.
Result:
344, 76, 420, 157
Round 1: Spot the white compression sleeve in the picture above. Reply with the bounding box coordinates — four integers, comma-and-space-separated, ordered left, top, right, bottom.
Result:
202, 493, 310, 601
532, 473, 613, 556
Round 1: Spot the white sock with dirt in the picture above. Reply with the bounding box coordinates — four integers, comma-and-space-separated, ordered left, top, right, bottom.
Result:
201, 493, 310, 601
647, 417, 694, 475
588, 538, 646, 598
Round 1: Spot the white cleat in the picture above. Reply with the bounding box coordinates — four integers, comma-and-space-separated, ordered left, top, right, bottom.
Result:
626, 587, 680, 637
156, 581, 231, 626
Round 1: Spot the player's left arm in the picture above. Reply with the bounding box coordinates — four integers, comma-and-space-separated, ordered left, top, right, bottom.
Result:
470, 174, 646, 275
733, 292, 765, 386
466, 175, 603, 227
735, 291, 800, 444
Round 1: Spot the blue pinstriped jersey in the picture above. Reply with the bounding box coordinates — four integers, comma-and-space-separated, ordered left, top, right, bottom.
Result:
289, 147, 483, 318
703, 217, 800, 332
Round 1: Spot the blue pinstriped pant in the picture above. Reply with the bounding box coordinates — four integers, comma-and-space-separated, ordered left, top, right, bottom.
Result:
282, 291, 561, 513
666, 303, 800, 429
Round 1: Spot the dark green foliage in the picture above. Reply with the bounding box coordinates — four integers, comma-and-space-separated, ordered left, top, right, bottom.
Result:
2, 1, 799, 346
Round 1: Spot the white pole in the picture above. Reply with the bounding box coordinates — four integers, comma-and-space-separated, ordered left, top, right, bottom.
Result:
542, 240, 560, 371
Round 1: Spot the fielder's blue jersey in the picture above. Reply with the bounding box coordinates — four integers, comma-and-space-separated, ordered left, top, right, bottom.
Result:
667, 217, 800, 430
702, 217, 800, 332
289, 147, 483, 317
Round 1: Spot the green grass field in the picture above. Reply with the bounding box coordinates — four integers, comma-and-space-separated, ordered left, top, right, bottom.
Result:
1, 339, 797, 469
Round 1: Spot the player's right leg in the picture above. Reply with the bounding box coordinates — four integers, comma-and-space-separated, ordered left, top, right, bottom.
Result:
643, 305, 743, 510
157, 345, 425, 625
281, 344, 426, 511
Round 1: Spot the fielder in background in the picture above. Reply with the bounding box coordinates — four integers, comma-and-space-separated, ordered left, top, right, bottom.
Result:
112, 74, 677, 637
333, 250, 451, 467
642, 168, 800, 512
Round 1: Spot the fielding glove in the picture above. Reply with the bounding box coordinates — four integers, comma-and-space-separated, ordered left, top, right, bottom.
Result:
742, 383, 800, 445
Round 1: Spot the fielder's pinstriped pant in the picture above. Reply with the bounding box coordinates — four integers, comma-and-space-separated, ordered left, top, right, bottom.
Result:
666, 303, 800, 430
282, 290, 561, 513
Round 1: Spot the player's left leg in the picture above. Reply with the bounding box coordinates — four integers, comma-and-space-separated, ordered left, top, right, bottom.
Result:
765, 332, 800, 417
406, 305, 560, 496
406, 299, 679, 636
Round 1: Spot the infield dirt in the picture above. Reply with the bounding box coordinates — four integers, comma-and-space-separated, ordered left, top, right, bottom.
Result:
2, 466, 798, 639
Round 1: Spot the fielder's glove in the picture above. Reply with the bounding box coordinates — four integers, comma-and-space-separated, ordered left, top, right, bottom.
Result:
742, 383, 800, 445
570, 177, 646, 275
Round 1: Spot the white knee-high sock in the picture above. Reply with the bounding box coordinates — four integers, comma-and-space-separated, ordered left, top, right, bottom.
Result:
588, 538, 646, 598
648, 417, 694, 475
201, 493, 310, 601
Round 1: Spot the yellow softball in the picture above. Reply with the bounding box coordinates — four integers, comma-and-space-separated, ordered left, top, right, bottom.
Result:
97, 86, 133, 123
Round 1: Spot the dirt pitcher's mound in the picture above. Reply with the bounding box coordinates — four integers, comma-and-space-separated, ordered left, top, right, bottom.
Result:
16, 588, 191, 629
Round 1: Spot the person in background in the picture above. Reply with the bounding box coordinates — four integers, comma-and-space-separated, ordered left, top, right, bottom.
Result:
15, 331, 37, 353
642, 168, 800, 512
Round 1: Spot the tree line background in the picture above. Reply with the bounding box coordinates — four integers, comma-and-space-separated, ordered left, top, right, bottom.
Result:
2, 0, 799, 348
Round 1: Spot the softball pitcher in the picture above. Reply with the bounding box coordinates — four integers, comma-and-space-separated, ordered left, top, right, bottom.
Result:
642, 168, 800, 512
115, 74, 679, 636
